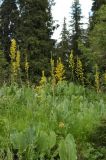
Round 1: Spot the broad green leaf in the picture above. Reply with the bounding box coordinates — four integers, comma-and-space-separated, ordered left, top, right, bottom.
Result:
48, 131, 56, 149
59, 134, 77, 160
37, 131, 49, 153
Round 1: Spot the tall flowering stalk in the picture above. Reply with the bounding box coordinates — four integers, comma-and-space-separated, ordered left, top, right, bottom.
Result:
10, 39, 17, 81
16, 50, 20, 71
55, 57, 65, 82
50, 57, 56, 85
10, 39, 21, 83
69, 50, 74, 81
50, 57, 55, 78
95, 64, 100, 93
50, 57, 56, 99
35, 70, 47, 93
25, 54, 29, 85
39, 70, 47, 86
76, 57, 84, 85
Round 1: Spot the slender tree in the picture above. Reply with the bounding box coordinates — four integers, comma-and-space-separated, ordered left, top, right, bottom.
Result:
57, 17, 70, 62
0, 0, 19, 61
69, 0, 82, 56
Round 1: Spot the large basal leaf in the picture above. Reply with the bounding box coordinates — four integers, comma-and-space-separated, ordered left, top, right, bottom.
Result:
48, 131, 56, 149
59, 134, 77, 160
37, 130, 56, 153
10, 127, 36, 153
37, 131, 49, 153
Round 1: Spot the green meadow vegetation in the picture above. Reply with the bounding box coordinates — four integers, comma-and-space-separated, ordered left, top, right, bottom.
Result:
0, 0, 106, 159
0, 82, 106, 159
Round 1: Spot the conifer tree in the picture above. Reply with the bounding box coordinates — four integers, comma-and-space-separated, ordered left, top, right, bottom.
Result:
92, 0, 106, 12
89, 4, 106, 71
17, 0, 55, 82
57, 18, 70, 63
90, 0, 106, 30
0, 0, 19, 61
69, 0, 82, 56
56, 17, 70, 79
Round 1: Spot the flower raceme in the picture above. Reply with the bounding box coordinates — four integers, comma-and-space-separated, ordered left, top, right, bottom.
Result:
69, 50, 74, 81
59, 122, 65, 128
55, 57, 65, 82
39, 70, 47, 86
10, 39, 21, 80
95, 64, 100, 93
10, 39, 16, 61
76, 57, 84, 85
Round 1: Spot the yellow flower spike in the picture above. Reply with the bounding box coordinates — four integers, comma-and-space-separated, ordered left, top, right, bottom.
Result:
69, 50, 74, 81
95, 64, 100, 93
16, 50, 20, 70
12, 61, 17, 76
39, 70, 47, 86
59, 122, 65, 128
25, 54, 29, 85
10, 39, 18, 81
55, 57, 65, 82
10, 39, 16, 61
76, 57, 84, 85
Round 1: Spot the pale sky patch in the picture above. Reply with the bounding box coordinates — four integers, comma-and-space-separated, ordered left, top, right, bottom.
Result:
52, 0, 93, 40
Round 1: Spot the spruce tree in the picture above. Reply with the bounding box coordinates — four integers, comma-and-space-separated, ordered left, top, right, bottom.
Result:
69, 0, 82, 56
0, 0, 19, 61
89, 4, 106, 71
17, 0, 55, 82
92, 0, 106, 12
57, 17, 70, 62
90, 0, 106, 30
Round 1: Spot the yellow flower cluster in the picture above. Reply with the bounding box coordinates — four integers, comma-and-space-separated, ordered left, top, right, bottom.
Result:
25, 54, 29, 84
69, 50, 74, 81
10, 39, 16, 61
39, 70, 47, 86
10, 39, 20, 81
76, 57, 84, 85
59, 122, 65, 128
16, 51, 20, 70
55, 57, 65, 82
95, 64, 100, 93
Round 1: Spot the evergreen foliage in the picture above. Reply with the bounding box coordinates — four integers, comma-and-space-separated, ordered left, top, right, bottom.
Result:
69, 0, 83, 56
16, 0, 55, 82
0, 0, 19, 61
89, 4, 106, 71
56, 17, 70, 78
90, 0, 106, 30
56, 17, 70, 62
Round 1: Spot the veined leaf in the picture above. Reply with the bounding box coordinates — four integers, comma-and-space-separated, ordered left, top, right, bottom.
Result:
59, 134, 77, 160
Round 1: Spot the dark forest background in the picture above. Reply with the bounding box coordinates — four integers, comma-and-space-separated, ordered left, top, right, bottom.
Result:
0, 0, 106, 86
